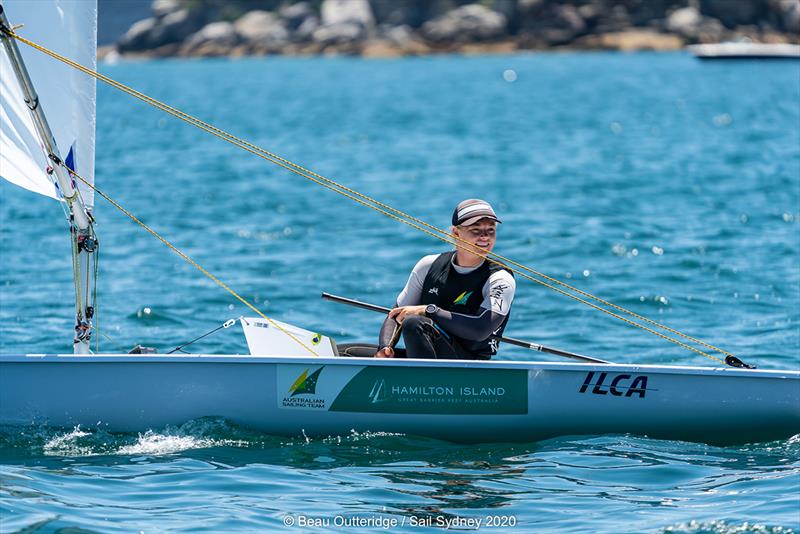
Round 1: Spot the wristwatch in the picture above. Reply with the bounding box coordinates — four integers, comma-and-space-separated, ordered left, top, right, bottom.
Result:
425, 304, 438, 317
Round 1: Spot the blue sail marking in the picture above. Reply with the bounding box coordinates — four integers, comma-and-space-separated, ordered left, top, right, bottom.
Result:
64, 143, 76, 173
61, 142, 78, 198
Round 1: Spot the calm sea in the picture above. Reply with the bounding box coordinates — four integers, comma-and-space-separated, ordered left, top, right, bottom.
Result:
0, 52, 798, 533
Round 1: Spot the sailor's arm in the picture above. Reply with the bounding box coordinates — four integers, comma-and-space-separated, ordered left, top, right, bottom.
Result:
377, 313, 398, 356
427, 308, 504, 341
375, 255, 436, 358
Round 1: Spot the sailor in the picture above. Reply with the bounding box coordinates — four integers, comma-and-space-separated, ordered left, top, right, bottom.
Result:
375, 199, 515, 360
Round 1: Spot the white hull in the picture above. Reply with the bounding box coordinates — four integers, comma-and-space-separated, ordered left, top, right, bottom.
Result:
1, 355, 798, 445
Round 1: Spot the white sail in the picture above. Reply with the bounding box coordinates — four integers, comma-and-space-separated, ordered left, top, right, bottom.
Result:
0, 0, 97, 207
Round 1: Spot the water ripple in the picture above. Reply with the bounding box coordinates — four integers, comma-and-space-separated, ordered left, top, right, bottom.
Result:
1, 52, 798, 532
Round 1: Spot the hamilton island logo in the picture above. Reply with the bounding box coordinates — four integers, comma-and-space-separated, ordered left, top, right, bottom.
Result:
329, 368, 529, 415
453, 291, 472, 306
283, 367, 327, 409
364, 378, 509, 407
369, 379, 388, 404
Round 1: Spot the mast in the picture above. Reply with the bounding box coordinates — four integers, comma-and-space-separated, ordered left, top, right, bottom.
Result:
0, 5, 98, 354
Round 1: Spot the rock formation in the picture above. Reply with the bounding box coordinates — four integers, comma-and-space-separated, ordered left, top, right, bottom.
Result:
107, 0, 800, 59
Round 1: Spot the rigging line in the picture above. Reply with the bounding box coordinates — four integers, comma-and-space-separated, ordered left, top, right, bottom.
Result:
93, 241, 100, 352
48, 53, 735, 361
6, 31, 732, 363
9, 32, 725, 363
9, 31, 725, 363
105, 129, 720, 361
83, 237, 91, 313
69, 226, 82, 321
60, 164, 319, 358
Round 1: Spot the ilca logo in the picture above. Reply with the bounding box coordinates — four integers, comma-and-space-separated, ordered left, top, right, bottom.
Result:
453, 291, 472, 306
579, 371, 651, 398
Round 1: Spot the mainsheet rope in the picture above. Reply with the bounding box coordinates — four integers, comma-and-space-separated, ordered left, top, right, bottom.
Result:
6, 29, 735, 364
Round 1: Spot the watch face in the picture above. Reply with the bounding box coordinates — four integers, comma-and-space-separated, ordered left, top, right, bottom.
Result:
426, 305, 436, 315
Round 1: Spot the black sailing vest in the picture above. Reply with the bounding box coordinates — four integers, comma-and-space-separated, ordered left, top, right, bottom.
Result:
420, 251, 513, 359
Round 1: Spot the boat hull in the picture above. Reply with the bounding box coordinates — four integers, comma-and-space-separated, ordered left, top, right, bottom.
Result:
1, 355, 798, 445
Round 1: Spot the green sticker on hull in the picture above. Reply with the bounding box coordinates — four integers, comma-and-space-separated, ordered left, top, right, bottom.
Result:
329, 367, 528, 415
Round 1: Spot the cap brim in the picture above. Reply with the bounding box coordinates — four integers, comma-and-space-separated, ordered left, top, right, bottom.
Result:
459, 215, 501, 226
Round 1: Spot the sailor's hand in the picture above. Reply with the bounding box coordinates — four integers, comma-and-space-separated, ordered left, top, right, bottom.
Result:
389, 305, 427, 324
375, 347, 395, 358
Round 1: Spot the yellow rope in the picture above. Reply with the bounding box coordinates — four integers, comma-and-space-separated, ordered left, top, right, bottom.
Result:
7, 30, 734, 364
63, 164, 319, 357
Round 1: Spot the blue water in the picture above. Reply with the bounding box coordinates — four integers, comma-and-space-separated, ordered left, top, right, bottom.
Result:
1, 52, 798, 532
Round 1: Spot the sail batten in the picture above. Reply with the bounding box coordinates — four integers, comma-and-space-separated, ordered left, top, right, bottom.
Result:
0, 0, 97, 207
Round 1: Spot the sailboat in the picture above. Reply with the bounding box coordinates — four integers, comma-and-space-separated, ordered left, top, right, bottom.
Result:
688, 41, 800, 60
1, 1, 798, 445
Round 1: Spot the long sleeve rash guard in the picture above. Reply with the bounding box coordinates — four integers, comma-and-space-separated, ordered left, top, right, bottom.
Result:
379, 254, 515, 348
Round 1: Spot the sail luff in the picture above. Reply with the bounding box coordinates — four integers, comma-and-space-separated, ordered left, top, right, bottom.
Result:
0, 8, 89, 228
0, 2, 99, 354
0, 0, 97, 207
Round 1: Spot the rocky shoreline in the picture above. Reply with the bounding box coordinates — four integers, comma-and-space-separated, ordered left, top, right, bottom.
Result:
104, 0, 800, 60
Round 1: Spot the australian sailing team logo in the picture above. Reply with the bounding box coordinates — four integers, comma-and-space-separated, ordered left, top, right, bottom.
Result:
453, 291, 472, 306
289, 367, 323, 396
282, 366, 327, 408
